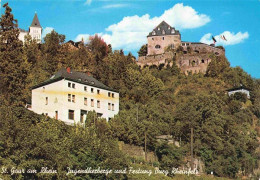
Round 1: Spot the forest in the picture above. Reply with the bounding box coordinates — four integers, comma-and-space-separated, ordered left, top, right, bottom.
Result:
0, 3, 259, 179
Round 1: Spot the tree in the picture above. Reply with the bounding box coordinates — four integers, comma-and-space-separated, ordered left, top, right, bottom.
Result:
42, 30, 66, 74
138, 44, 147, 57
88, 34, 109, 60
0, 3, 28, 105
24, 34, 41, 65
155, 142, 183, 174
230, 92, 247, 103
206, 55, 230, 78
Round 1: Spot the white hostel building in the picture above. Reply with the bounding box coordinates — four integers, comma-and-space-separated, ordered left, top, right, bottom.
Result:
31, 68, 119, 125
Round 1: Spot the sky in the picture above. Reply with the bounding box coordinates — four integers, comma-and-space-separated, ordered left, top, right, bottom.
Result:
3, 0, 260, 78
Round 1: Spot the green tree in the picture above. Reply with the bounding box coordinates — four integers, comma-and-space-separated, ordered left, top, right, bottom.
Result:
0, 3, 28, 105
42, 30, 65, 74
206, 55, 230, 78
138, 44, 147, 56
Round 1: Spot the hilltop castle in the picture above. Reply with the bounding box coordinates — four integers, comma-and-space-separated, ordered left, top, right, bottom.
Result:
137, 21, 225, 74
18, 13, 42, 43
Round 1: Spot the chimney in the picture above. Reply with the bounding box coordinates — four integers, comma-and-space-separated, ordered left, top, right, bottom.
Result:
87, 72, 91, 76
66, 67, 71, 73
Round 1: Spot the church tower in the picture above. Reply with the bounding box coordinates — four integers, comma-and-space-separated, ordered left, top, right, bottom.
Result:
29, 13, 42, 43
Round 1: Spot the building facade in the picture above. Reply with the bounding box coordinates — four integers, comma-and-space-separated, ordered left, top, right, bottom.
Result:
18, 13, 42, 43
31, 68, 119, 125
147, 21, 181, 55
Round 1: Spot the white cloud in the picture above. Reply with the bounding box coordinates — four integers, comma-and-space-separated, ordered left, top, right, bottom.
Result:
101, 3, 210, 51
102, 4, 129, 9
75, 3, 210, 51
75, 34, 91, 43
42, 27, 54, 38
85, 0, 92, 6
200, 31, 249, 46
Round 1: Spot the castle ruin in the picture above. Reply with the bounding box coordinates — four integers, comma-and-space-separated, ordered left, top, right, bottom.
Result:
137, 21, 225, 74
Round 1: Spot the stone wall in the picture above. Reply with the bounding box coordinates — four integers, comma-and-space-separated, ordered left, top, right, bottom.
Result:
181, 42, 225, 56
147, 35, 181, 55
118, 141, 158, 162
137, 51, 212, 75
137, 52, 174, 68
177, 54, 212, 75
137, 42, 225, 75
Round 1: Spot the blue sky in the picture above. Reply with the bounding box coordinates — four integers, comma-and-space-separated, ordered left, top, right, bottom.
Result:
3, 0, 260, 78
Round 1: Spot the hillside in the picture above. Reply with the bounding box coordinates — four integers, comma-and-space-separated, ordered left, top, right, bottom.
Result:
0, 3, 259, 179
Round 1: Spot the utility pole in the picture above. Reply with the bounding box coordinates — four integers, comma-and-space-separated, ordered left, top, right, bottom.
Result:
144, 129, 147, 161
191, 127, 194, 170
94, 112, 96, 126
136, 105, 138, 122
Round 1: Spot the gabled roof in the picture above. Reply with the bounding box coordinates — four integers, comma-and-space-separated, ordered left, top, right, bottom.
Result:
227, 86, 251, 92
147, 21, 180, 37
31, 68, 118, 92
19, 28, 28, 33
30, 13, 42, 28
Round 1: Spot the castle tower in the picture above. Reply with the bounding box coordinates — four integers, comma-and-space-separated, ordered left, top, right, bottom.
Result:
147, 21, 181, 55
29, 12, 42, 43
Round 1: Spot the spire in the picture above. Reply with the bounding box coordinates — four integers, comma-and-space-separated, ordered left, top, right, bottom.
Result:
30, 12, 41, 28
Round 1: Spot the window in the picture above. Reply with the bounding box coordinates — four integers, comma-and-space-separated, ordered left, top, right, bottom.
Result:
45, 97, 48, 105
201, 59, 205, 63
68, 94, 71, 102
72, 83, 75, 88
171, 29, 175, 34
152, 31, 156, 35
84, 86, 87, 91
97, 100, 100, 108
91, 88, 94, 93
80, 110, 87, 123
68, 110, 74, 120
72, 95, 75, 103
162, 37, 164, 40
108, 103, 111, 110
68, 82, 71, 88
162, 30, 165, 35
84, 97, 87, 105
158, 27, 160, 30
97, 89, 100, 94
168, 26, 170, 30
152, 38, 154, 40
112, 93, 114, 98
55, 111, 58, 120
155, 45, 161, 49
108, 92, 111, 97
192, 60, 196, 67
97, 113, 103, 118
91, 99, 94, 107
112, 104, 114, 111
